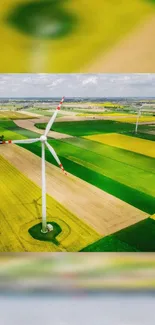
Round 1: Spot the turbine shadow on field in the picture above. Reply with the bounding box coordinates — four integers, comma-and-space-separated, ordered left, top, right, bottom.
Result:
33, 196, 42, 218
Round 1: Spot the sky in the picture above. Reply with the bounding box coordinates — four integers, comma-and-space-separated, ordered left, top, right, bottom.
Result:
0, 73, 155, 97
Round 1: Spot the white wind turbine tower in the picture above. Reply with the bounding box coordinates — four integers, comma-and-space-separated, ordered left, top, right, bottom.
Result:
0, 97, 66, 234
135, 108, 141, 134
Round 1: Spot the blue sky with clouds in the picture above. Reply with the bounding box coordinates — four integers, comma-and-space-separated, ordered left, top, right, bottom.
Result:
0, 74, 155, 97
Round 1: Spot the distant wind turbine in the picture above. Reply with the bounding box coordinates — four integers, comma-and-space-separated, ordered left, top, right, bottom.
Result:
135, 108, 141, 134
0, 97, 66, 233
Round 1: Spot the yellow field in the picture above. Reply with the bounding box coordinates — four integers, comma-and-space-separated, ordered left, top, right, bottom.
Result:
0, 155, 100, 252
151, 214, 155, 220
85, 133, 155, 158
77, 113, 133, 117
0, 111, 33, 120
116, 116, 155, 123
77, 114, 155, 123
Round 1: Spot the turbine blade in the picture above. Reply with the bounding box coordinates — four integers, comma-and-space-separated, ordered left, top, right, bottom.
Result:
12, 138, 40, 144
44, 96, 65, 137
45, 141, 67, 175
0, 138, 39, 145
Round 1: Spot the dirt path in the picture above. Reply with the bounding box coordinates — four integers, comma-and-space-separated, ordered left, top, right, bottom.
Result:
14, 119, 73, 139
86, 14, 155, 72
0, 145, 148, 236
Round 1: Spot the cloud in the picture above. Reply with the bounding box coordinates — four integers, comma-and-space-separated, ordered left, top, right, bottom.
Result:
49, 78, 65, 87
82, 76, 98, 85
0, 73, 155, 97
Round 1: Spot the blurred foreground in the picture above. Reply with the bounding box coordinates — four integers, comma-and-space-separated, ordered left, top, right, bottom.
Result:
0, 253, 155, 293
1, 0, 155, 72
1, 254, 155, 325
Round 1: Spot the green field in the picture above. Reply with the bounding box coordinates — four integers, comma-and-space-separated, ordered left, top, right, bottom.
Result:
0, 120, 40, 139
81, 218, 155, 252
1, 120, 155, 215
35, 119, 155, 140
19, 136, 155, 215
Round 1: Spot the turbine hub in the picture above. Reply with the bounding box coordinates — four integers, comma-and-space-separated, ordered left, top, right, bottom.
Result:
40, 135, 47, 142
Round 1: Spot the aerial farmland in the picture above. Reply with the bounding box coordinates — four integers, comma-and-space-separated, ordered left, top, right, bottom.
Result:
0, 74, 155, 252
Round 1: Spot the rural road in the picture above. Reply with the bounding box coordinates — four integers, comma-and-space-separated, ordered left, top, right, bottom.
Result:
0, 145, 148, 236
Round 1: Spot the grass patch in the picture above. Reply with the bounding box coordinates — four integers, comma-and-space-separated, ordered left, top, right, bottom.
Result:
35, 120, 136, 136
81, 236, 139, 252
81, 218, 155, 252
29, 222, 62, 246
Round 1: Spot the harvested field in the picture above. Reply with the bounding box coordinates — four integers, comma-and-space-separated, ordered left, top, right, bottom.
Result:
85, 133, 155, 158
0, 145, 148, 238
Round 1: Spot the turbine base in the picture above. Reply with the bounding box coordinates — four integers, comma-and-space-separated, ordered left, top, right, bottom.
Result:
41, 229, 48, 234
41, 223, 54, 233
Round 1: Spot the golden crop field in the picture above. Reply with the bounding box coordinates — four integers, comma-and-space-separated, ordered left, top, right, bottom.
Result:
77, 113, 134, 117
151, 214, 155, 220
85, 133, 155, 158
77, 114, 155, 123
0, 155, 100, 252
116, 116, 155, 123
0, 0, 153, 72
0, 111, 33, 120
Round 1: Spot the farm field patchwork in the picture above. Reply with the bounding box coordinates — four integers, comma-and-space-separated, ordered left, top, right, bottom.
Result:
36, 120, 136, 136
0, 127, 26, 141
0, 144, 149, 239
0, 118, 155, 252
0, 120, 41, 139
46, 139, 155, 197
81, 218, 155, 252
85, 133, 155, 158
0, 154, 99, 252
19, 136, 155, 215
42, 119, 154, 137
26, 131, 155, 197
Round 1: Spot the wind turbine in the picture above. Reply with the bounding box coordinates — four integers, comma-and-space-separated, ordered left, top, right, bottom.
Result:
0, 97, 66, 233
135, 108, 141, 134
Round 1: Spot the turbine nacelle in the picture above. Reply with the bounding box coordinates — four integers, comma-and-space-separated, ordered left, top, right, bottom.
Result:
40, 135, 47, 142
